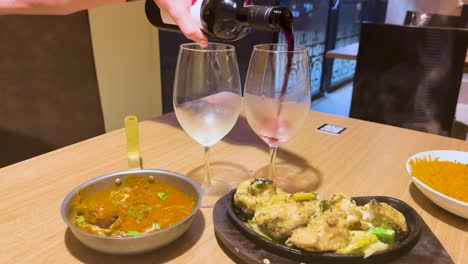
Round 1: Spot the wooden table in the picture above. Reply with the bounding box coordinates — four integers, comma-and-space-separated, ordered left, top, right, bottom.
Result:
1, 111, 467, 263
325, 42, 359, 60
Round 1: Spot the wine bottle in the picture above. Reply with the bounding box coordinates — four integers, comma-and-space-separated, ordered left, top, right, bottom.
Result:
145, 0, 293, 41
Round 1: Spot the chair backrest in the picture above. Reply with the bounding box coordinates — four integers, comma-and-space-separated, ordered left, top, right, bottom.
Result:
461, 5, 468, 20
404, 11, 466, 28
350, 23, 467, 136
0, 13, 105, 167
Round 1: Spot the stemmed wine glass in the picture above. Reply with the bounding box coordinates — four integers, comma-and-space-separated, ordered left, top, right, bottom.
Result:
173, 43, 242, 207
244, 44, 311, 191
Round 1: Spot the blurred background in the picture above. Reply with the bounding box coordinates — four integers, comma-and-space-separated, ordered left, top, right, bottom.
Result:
1, 0, 467, 167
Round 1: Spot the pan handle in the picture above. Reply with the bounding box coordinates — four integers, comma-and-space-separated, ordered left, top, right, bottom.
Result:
125, 116, 143, 170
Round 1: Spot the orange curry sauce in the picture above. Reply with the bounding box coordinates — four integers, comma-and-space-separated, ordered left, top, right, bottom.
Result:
71, 175, 195, 237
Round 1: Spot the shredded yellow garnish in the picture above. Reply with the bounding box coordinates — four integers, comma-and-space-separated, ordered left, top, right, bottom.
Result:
409, 156, 468, 203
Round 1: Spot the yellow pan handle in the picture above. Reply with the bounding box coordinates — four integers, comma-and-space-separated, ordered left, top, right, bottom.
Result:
124, 116, 142, 170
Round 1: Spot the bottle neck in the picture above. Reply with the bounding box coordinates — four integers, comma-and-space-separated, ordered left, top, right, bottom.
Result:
245, 6, 293, 31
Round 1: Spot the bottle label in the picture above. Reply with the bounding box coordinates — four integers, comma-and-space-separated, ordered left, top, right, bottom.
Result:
160, 0, 203, 29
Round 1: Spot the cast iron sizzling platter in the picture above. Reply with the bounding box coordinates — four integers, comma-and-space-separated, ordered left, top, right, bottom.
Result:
226, 190, 422, 262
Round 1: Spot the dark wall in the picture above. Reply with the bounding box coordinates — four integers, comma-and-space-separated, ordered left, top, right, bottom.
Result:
0, 12, 105, 167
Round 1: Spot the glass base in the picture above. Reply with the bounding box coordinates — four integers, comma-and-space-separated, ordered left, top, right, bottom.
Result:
195, 178, 232, 208
253, 161, 322, 193
187, 161, 251, 191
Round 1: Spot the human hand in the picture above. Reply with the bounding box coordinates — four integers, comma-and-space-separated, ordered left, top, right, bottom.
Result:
153, 0, 208, 44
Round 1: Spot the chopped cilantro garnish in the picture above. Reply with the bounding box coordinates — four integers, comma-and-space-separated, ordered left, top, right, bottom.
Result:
126, 231, 142, 237
127, 208, 135, 216
75, 215, 86, 225
145, 206, 152, 211
153, 222, 161, 230
157, 192, 167, 200
136, 211, 143, 222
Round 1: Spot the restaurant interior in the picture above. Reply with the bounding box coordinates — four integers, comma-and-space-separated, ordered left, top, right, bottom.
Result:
1, 0, 467, 167
0, 0, 467, 263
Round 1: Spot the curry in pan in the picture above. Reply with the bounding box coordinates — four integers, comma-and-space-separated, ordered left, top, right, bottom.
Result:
70, 175, 195, 237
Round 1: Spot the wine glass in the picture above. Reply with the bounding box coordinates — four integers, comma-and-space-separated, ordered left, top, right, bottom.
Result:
173, 43, 242, 207
244, 44, 311, 191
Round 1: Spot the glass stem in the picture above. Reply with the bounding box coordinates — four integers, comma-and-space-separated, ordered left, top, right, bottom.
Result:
269, 146, 278, 182
203, 146, 212, 189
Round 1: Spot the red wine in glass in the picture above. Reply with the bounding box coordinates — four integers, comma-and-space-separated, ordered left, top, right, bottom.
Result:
277, 12, 295, 119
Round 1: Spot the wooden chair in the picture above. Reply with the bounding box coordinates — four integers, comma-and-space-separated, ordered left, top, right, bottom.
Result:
453, 79, 468, 139
0, 13, 105, 167
350, 23, 467, 138
461, 4, 468, 21
404, 11, 466, 28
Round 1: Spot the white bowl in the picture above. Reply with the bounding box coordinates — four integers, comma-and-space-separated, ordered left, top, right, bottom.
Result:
406, 150, 468, 219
